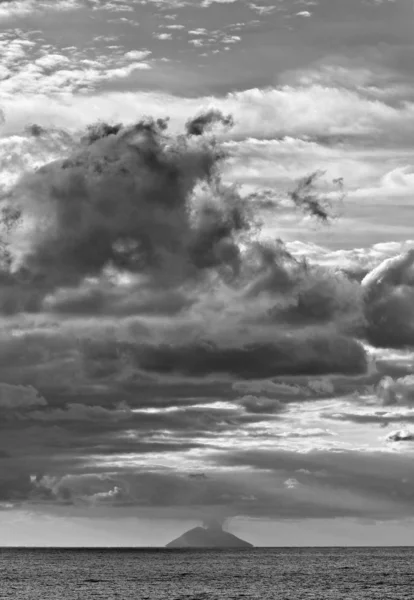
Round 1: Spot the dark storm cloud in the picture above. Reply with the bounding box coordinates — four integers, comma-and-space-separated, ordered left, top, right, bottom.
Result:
134, 335, 367, 378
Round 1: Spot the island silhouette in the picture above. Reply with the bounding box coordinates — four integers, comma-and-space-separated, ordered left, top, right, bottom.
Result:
166, 520, 253, 548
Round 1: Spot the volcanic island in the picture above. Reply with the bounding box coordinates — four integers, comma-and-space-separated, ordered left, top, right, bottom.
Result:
166, 522, 253, 548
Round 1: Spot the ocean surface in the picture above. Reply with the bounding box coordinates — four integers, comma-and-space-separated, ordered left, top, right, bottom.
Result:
1, 547, 413, 599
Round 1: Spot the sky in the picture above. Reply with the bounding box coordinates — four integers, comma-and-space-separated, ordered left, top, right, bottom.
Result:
1, 0, 414, 547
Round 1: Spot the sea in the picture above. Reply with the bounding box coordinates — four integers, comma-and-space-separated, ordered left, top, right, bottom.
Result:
0, 547, 413, 599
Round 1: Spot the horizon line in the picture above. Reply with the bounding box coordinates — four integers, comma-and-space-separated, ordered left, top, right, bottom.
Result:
1, 545, 414, 550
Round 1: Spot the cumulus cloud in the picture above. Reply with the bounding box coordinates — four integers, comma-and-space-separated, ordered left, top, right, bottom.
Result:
363, 249, 414, 348
4, 117, 250, 294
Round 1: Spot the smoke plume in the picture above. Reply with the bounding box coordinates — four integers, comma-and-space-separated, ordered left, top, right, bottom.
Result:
202, 516, 229, 532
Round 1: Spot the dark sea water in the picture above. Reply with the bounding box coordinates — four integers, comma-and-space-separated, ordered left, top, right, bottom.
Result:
0, 547, 413, 599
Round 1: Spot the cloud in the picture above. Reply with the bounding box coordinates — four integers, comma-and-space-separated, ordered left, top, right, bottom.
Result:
0, 31, 152, 99
237, 395, 283, 414
286, 240, 414, 277
307, 379, 334, 395
248, 3, 277, 16
386, 430, 414, 443
0, 0, 80, 20
0, 116, 366, 358
35, 55, 71, 69
28, 402, 131, 422
162, 24, 185, 30
352, 166, 414, 200
89, 486, 124, 504
2, 77, 414, 151
211, 448, 414, 520
8, 447, 412, 524
0, 111, 373, 531
130, 335, 367, 379
0, 109, 396, 524
0, 383, 47, 408
188, 28, 208, 35
154, 33, 173, 40
363, 249, 414, 348
23, 470, 266, 517
233, 380, 303, 397
3, 118, 252, 296
322, 408, 414, 428
376, 375, 414, 406
186, 109, 234, 136
2, 78, 412, 255
284, 478, 300, 489
124, 50, 151, 61
201, 0, 239, 5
